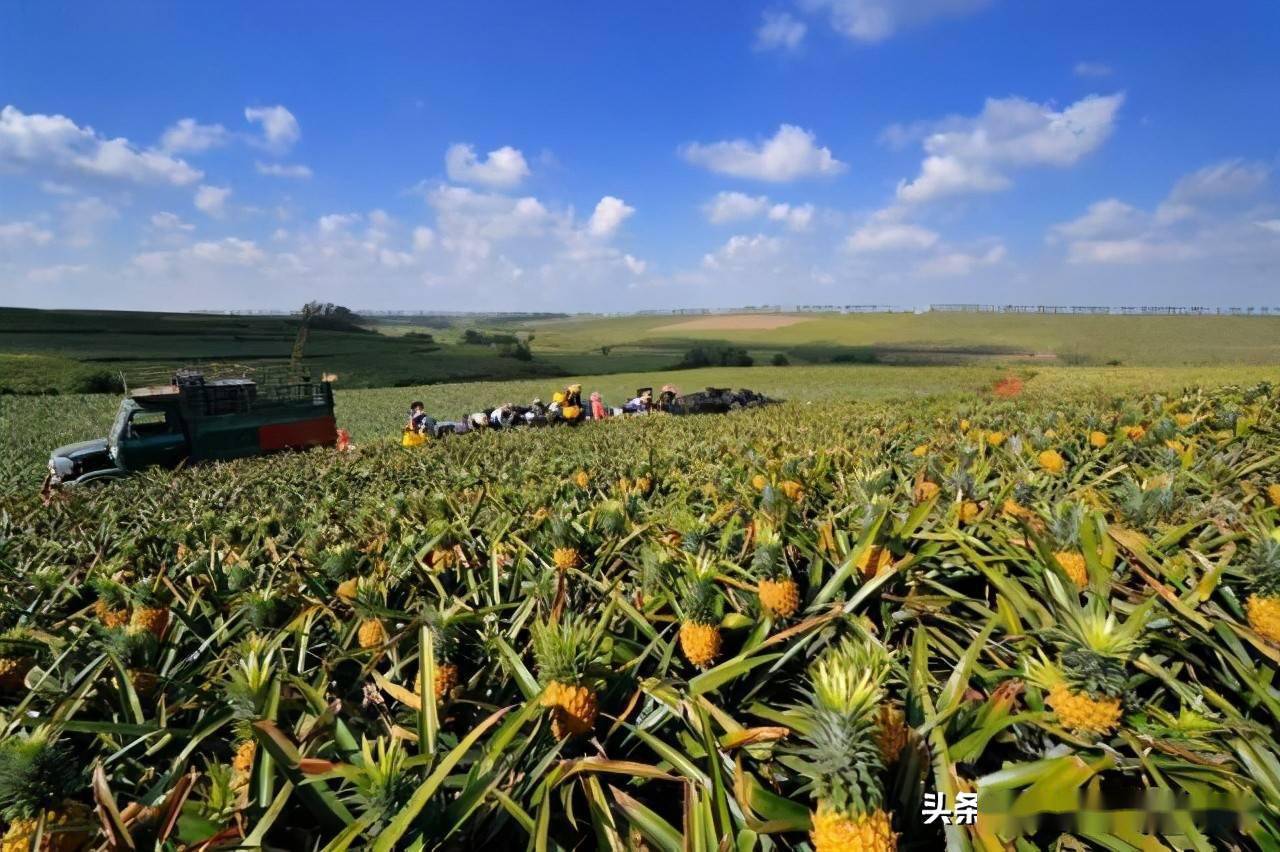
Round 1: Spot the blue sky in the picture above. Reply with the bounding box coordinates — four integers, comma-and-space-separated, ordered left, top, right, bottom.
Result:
2, 1, 1278, 311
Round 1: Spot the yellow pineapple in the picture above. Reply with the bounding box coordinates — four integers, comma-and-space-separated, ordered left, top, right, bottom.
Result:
1053, 551, 1088, 590
1243, 537, 1280, 644
1125, 424, 1146, 441
358, 618, 388, 649
0, 731, 91, 852
677, 554, 723, 668
573, 470, 590, 489
1026, 576, 1152, 737
1038, 449, 1066, 474
231, 738, 256, 778
1267, 483, 1280, 508
336, 577, 359, 602
127, 580, 170, 641
533, 615, 602, 738
986, 431, 1005, 447
90, 577, 131, 628
795, 642, 899, 852
552, 546, 581, 572
754, 522, 800, 620
679, 622, 722, 669
958, 501, 981, 525
779, 480, 805, 502
434, 662, 460, 701
913, 480, 939, 503
873, 704, 908, 765
1088, 431, 1108, 448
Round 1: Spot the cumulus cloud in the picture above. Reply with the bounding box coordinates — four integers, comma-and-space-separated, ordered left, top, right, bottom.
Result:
1048, 198, 1144, 241
0, 220, 54, 246
194, 185, 232, 218
704, 191, 770, 223
0, 105, 202, 186
755, 11, 806, 51
586, 196, 635, 238
150, 211, 195, 232
1050, 159, 1280, 267
845, 220, 939, 252
1257, 219, 1280, 235
318, 213, 360, 234
244, 105, 300, 152
623, 254, 647, 275
768, 202, 814, 231
916, 244, 1005, 276
445, 143, 531, 188
256, 161, 313, 179
895, 93, 1124, 203
681, 124, 846, 182
160, 118, 229, 154
412, 226, 435, 251
26, 264, 87, 283
702, 233, 782, 269
1168, 158, 1269, 203
801, 0, 991, 43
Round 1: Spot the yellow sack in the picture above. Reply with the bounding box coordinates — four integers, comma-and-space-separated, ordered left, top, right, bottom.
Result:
402, 431, 427, 447
561, 405, 581, 421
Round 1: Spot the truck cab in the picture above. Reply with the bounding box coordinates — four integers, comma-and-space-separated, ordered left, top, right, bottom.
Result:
46, 371, 336, 488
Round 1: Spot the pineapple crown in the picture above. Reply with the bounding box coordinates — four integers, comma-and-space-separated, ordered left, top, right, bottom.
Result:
239, 589, 281, 630
0, 729, 83, 821
320, 545, 360, 580
592, 499, 629, 537
751, 523, 787, 580
1047, 576, 1153, 661
419, 606, 461, 662
1059, 646, 1129, 699
793, 641, 887, 816
129, 577, 168, 608
531, 614, 596, 686
678, 555, 721, 626
103, 624, 156, 665
345, 736, 416, 827
1048, 502, 1085, 549
1246, 536, 1280, 598
0, 627, 44, 660
90, 576, 130, 609
225, 636, 277, 721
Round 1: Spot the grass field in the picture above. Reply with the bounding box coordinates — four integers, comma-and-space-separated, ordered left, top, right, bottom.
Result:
2, 362, 1279, 849
6, 307, 1280, 395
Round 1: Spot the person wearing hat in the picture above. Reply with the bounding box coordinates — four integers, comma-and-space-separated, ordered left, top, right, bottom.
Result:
561, 383, 584, 422
624, 387, 653, 414
589, 391, 607, 420
657, 384, 679, 411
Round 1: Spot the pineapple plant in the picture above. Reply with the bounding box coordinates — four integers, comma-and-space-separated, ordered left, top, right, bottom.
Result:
0, 730, 91, 852
792, 642, 898, 852
1027, 578, 1153, 736
677, 555, 723, 668
1046, 502, 1090, 590
753, 522, 800, 620
0, 630, 40, 692
421, 607, 462, 702
1242, 536, 1280, 644
532, 615, 600, 738
224, 636, 276, 789
353, 580, 390, 650
1038, 449, 1066, 474
89, 577, 130, 629
126, 579, 170, 641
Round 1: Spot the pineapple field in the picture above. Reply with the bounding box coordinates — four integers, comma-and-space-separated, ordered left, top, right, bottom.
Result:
2, 369, 1280, 850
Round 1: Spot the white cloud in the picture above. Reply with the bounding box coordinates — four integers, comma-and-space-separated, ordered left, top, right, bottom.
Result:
702, 233, 782, 269
586, 196, 635, 238
1073, 61, 1113, 78
244, 105, 300, 152
801, 0, 991, 43
412, 226, 436, 251
0, 220, 54, 246
0, 105, 203, 186
63, 197, 118, 248
318, 213, 360, 233
150, 211, 194, 231
194, 184, 232, 218
681, 124, 846, 182
1049, 198, 1144, 241
895, 93, 1124, 203
26, 263, 87, 283
704, 191, 770, 223
755, 11, 806, 51
623, 254, 647, 275
846, 221, 939, 252
444, 143, 530, 188
255, 161, 313, 179
40, 181, 75, 195
1256, 219, 1280, 235
916, 244, 1005, 276
1168, 158, 1269, 203
160, 118, 229, 154
1066, 239, 1196, 265
191, 238, 264, 265
768, 202, 815, 231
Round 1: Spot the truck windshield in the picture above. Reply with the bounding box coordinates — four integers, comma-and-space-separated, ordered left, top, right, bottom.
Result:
108, 400, 136, 454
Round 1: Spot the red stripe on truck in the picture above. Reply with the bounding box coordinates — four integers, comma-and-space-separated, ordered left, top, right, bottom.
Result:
258, 415, 337, 451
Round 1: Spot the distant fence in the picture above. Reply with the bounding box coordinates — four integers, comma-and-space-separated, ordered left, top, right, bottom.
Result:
194, 305, 1280, 318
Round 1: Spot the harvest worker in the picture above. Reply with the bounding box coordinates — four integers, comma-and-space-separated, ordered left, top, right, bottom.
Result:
562, 383, 584, 422
657, 384, 679, 411
589, 391, 607, 420
407, 401, 435, 434
624, 388, 653, 414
